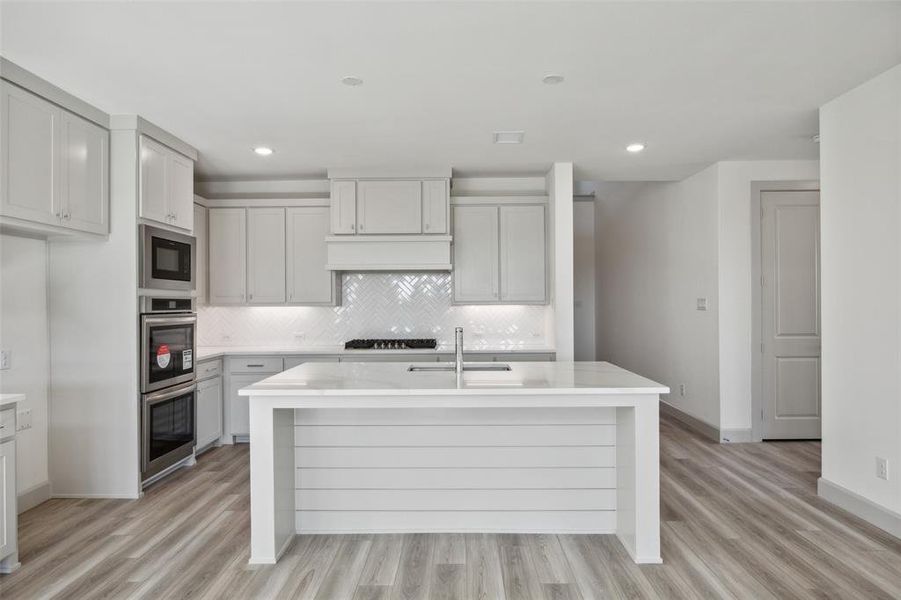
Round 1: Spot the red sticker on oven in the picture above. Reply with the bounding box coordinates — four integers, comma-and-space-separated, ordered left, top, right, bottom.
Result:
156, 344, 171, 369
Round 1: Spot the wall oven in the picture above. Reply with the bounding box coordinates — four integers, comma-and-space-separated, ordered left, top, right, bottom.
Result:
142, 380, 196, 481
140, 298, 196, 394
140, 224, 196, 291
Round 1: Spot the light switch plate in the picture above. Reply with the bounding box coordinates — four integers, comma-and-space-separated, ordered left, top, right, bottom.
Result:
696, 298, 708, 311
0, 349, 10, 370
877, 457, 889, 480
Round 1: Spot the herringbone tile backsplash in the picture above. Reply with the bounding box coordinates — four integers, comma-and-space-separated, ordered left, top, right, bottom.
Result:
198, 273, 552, 348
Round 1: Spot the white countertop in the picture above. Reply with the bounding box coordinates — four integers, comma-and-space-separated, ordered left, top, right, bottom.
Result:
197, 344, 556, 361
239, 361, 668, 397
0, 393, 25, 408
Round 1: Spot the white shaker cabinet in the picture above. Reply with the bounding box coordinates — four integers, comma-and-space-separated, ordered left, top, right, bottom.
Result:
330, 180, 357, 234
1, 81, 109, 235
195, 376, 223, 451
422, 179, 448, 234
452, 205, 499, 302
287, 206, 338, 304
139, 135, 194, 232
208, 208, 247, 305
356, 179, 422, 234
247, 208, 287, 304
193, 203, 208, 304
499, 205, 547, 302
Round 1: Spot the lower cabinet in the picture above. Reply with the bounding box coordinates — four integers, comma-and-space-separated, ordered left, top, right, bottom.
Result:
0, 437, 16, 570
228, 373, 266, 438
195, 376, 222, 452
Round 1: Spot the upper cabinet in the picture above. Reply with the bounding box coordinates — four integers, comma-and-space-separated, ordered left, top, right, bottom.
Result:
287, 206, 338, 305
139, 135, 194, 232
208, 208, 247, 305
329, 177, 449, 236
452, 202, 547, 305
0, 80, 109, 235
247, 207, 286, 304
193, 202, 208, 305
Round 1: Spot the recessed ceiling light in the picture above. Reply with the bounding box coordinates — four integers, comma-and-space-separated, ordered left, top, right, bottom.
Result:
341, 75, 364, 87
542, 74, 565, 85
253, 147, 274, 156
493, 131, 525, 144
626, 143, 645, 153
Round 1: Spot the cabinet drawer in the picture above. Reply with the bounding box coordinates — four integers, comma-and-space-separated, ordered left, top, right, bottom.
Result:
0, 408, 15, 441
228, 357, 283, 374
197, 359, 222, 380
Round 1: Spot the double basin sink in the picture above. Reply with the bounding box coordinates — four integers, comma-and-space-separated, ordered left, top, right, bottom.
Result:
408, 362, 512, 372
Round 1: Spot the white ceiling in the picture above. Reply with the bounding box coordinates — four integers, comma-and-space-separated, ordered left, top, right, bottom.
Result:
2, 1, 899, 181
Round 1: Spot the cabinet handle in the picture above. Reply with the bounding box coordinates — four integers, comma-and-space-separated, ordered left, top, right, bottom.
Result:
358, 224, 363, 231
425, 224, 430, 231
246, 364, 265, 368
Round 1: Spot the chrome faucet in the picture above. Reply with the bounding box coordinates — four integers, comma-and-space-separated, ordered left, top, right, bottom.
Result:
455, 327, 464, 374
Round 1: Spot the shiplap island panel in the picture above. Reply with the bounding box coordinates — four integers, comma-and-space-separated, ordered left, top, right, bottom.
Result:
240, 361, 667, 566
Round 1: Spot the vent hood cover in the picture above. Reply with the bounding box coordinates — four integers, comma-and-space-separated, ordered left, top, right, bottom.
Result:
326, 235, 452, 271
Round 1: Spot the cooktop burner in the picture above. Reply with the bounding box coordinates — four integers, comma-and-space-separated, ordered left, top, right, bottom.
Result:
344, 338, 437, 350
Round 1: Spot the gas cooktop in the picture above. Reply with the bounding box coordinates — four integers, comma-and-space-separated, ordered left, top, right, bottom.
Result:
344, 338, 438, 350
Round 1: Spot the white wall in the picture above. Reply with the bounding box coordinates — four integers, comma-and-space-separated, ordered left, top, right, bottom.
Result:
549, 163, 575, 361
0, 235, 50, 502
573, 200, 596, 360
595, 167, 720, 427
716, 160, 820, 433
819, 64, 901, 519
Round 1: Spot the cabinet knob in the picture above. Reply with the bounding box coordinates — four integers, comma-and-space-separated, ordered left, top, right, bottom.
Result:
350, 224, 355, 231
425, 224, 430, 231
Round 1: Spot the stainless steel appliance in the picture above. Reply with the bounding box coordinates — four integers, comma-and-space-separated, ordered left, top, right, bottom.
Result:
140, 224, 196, 291
140, 296, 197, 483
140, 297, 196, 393
141, 380, 196, 481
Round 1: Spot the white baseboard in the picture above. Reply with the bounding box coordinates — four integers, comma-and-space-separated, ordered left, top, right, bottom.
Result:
818, 477, 901, 539
720, 428, 753, 443
18, 480, 52, 513
659, 401, 719, 442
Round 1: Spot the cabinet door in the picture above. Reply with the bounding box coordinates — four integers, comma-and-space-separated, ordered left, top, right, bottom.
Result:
500, 205, 547, 303
229, 373, 265, 437
357, 180, 422, 234
139, 136, 170, 225
330, 180, 356, 234
287, 206, 337, 305
196, 377, 222, 449
168, 153, 194, 231
193, 203, 208, 304
0, 439, 15, 561
247, 207, 286, 304
0, 81, 60, 225
59, 110, 108, 234
452, 205, 498, 302
208, 208, 247, 305
421, 179, 448, 234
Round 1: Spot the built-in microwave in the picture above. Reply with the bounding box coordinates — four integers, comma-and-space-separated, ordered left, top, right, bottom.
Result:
140, 225, 195, 292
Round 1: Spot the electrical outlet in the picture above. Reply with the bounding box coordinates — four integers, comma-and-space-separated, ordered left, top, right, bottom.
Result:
679, 383, 686, 397
0, 349, 10, 370
16, 408, 32, 432
294, 332, 306, 342
696, 298, 708, 311
876, 457, 889, 480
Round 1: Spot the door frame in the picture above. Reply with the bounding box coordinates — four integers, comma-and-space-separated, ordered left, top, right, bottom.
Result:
750, 180, 820, 442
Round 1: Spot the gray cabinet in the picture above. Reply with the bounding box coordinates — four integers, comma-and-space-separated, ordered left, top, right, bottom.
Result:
329, 177, 449, 236
227, 357, 283, 439
139, 135, 194, 231
0, 81, 109, 235
330, 180, 357, 234
287, 207, 338, 305
195, 375, 222, 451
452, 205, 499, 302
193, 203, 208, 304
0, 406, 17, 572
208, 208, 247, 305
247, 207, 286, 304
499, 205, 547, 303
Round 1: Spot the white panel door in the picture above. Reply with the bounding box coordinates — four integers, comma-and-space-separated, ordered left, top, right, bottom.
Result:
0, 81, 60, 225
453, 205, 498, 302
421, 179, 448, 234
357, 180, 422, 234
59, 110, 108, 234
247, 208, 286, 304
0, 439, 14, 561
330, 180, 356, 234
500, 205, 547, 303
193, 203, 208, 304
139, 136, 170, 225
196, 377, 222, 449
761, 191, 821, 439
168, 152, 194, 232
286, 206, 336, 305
208, 208, 247, 305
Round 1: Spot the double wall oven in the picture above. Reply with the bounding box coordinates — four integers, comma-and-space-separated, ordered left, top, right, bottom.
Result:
140, 296, 197, 483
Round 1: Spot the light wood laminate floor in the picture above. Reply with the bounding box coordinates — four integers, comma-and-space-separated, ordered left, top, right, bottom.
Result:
3, 414, 901, 599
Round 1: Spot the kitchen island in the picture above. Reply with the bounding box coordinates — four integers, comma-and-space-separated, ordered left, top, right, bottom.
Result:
240, 361, 668, 566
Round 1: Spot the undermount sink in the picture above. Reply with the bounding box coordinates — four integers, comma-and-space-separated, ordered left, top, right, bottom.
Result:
408, 362, 512, 372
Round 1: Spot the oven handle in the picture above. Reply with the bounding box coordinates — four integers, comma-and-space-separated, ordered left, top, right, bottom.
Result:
143, 380, 197, 405
142, 315, 197, 327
